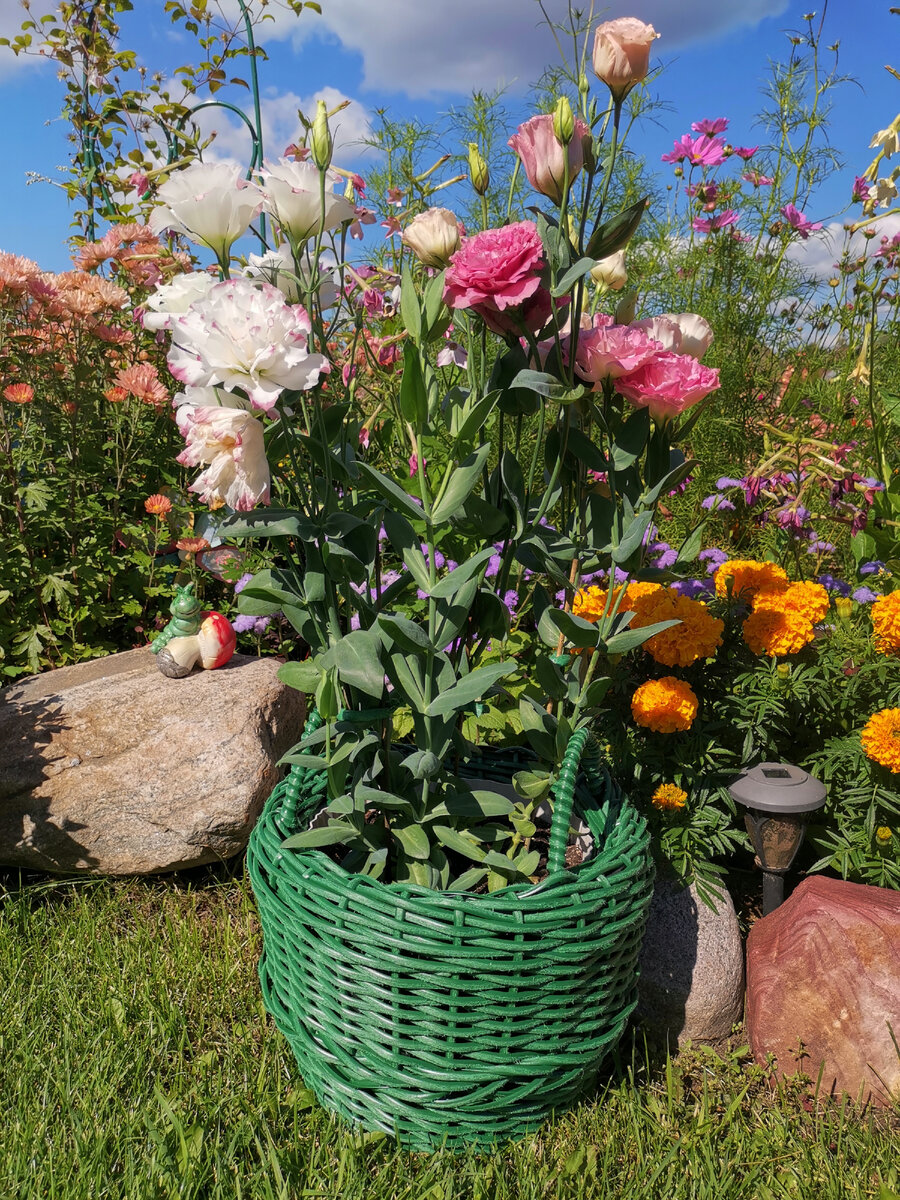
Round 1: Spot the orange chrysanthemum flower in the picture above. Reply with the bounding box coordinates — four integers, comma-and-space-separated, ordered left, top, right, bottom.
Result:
2, 382, 34, 404
114, 363, 169, 408
871, 591, 900, 655
631, 676, 698, 733
861, 708, 900, 773
144, 494, 173, 516
104, 386, 128, 404
714, 559, 789, 602
176, 537, 210, 554
651, 783, 688, 811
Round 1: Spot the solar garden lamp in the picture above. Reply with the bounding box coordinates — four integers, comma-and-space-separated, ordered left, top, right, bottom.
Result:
728, 763, 826, 916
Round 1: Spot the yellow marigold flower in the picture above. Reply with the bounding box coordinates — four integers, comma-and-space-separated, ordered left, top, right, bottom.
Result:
871, 591, 900, 655
861, 708, 900, 773
714, 559, 789, 602
631, 676, 698, 733
651, 783, 688, 811
630, 587, 724, 667
742, 606, 816, 656
875, 826, 893, 845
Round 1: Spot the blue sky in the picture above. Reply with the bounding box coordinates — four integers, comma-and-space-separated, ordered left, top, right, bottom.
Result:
0, 0, 896, 273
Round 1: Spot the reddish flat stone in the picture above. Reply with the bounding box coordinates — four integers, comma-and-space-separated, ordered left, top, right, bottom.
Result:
746, 876, 900, 1106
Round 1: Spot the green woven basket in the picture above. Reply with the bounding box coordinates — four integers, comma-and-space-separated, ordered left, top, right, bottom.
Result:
246, 727, 654, 1151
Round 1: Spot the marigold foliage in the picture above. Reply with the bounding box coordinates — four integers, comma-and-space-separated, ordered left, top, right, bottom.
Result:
631, 676, 698, 733
871, 591, 900, 655
861, 708, 900, 773
651, 783, 688, 811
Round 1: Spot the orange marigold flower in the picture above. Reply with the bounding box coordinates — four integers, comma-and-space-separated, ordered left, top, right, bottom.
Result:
572, 580, 663, 624
714, 559, 789, 602
742, 606, 815, 656
630, 587, 724, 667
2, 382, 34, 403
861, 708, 900, 773
754, 579, 829, 623
144, 493, 173, 516
875, 825, 893, 845
871, 591, 900, 655
651, 783, 688, 811
631, 676, 698, 733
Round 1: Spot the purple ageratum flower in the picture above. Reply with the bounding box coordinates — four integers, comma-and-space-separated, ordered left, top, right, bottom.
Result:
852, 586, 879, 604
232, 614, 272, 634
648, 541, 679, 569
671, 578, 714, 599
860, 560, 886, 576
716, 477, 742, 490
807, 540, 835, 554
485, 553, 503, 578
699, 547, 728, 576
234, 572, 253, 594
817, 574, 851, 597
701, 494, 736, 511
503, 589, 519, 616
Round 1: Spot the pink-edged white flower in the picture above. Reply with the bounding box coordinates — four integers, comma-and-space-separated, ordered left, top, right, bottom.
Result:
167, 278, 329, 411
142, 271, 218, 332
148, 162, 261, 258
243, 247, 338, 308
631, 313, 713, 359
258, 158, 356, 246
171, 384, 251, 410
616, 351, 720, 422
176, 405, 271, 511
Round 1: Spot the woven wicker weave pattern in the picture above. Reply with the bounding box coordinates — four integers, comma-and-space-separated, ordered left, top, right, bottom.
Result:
247, 735, 654, 1151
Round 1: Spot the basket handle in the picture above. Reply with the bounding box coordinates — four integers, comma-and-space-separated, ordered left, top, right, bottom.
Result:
547, 728, 599, 873
274, 708, 324, 835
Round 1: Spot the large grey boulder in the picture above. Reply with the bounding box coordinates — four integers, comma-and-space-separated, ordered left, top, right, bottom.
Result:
0, 648, 305, 874
637, 877, 745, 1047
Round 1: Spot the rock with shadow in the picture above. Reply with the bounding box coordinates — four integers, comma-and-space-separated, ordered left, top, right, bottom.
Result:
636, 877, 745, 1048
0, 649, 305, 874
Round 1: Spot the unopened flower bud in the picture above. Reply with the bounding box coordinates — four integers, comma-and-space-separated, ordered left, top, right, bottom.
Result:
876, 826, 893, 845
311, 99, 332, 171
553, 95, 575, 146
402, 207, 462, 269
468, 143, 490, 196
613, 288, 637, 324
827, 277, 840, 288
591, 249, 628, 291
592, 17, 659, 104
835, 596, 853, 620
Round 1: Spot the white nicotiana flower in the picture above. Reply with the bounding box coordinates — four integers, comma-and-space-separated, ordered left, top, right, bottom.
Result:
243, 247, 338, 309
167, 277, 329, 411
869, 122, 900, 159
258, 158, 356, 246
175, 405, 271, 512
874, 174, 899, 209
148, 161, 262, 257
142, 271, 218, 332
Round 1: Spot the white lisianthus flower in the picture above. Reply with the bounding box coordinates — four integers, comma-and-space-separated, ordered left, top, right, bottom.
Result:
175, 405, 271, 511
631, 313, 714, 359
148, 162, 262, 258
258, 159, 356, 246
142, 271, 218, 332
243, 247, 338, 309
171, 384, 251, 410
167, 278, 329, 411
590, 249, 628, 291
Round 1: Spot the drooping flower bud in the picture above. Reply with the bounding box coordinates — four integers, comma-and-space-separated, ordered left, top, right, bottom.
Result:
310, 100, 332, 171
553, 95, 575, 147
591, 249, 628, 291
468, 143, 490, 196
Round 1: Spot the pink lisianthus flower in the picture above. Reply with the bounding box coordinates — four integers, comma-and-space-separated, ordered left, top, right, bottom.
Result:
167, 278, 329, 411
631, 313, 713, 360
476, 286, 557, 339
444, 221, 545, 330
508, 113, 592, 205
780, 203, 822, 239
175, 405, 271, 511
691, 117, 729, 135
573, 318, 662, 383
692, 209, 739, 233
616, 351, 720, 422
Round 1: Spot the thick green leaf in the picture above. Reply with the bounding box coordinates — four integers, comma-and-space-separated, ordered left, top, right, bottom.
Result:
426, 660, 517, 718
551, 256, 596, 297
393, 822, 432, 860
399, 261, 421, 342
218, 509, 318, 541
281, 822, 355, 849
431, 444, 491, 525
675, 523, 705, 566
604, 617, 679, 655
399, 338, 428, 426
610, 510, 655, 564
357, 460, 427, 523
377, 612, 431, 654
545, 608, 601, 649
277, 660, 320, 693
431, 824, 486, 862
428, 546, 496, 598
321, 630, 384, 699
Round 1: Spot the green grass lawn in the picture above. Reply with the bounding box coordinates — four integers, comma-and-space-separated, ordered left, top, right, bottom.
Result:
1, 864, 897, 1200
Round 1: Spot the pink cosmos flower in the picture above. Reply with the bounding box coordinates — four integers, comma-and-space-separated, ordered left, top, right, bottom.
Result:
780, 203, 822, 239
852, 176, 871, 204
176, 405, 271, 511
691, 117, 729, 135
731, 145, 758, 160
444, 221, 545, 325
742, 170, 774, 187
662, 133, 728, 167
573, 318, 662, 383
508, 113, 592, 205
616, 351, 720, 422
692, 209, 739, 233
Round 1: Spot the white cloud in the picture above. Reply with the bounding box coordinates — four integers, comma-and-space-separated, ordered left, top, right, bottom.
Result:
786, 213, 900, 279
0, 0, 58, 76
195, 85, 372, 168
250, 0, 790, 98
